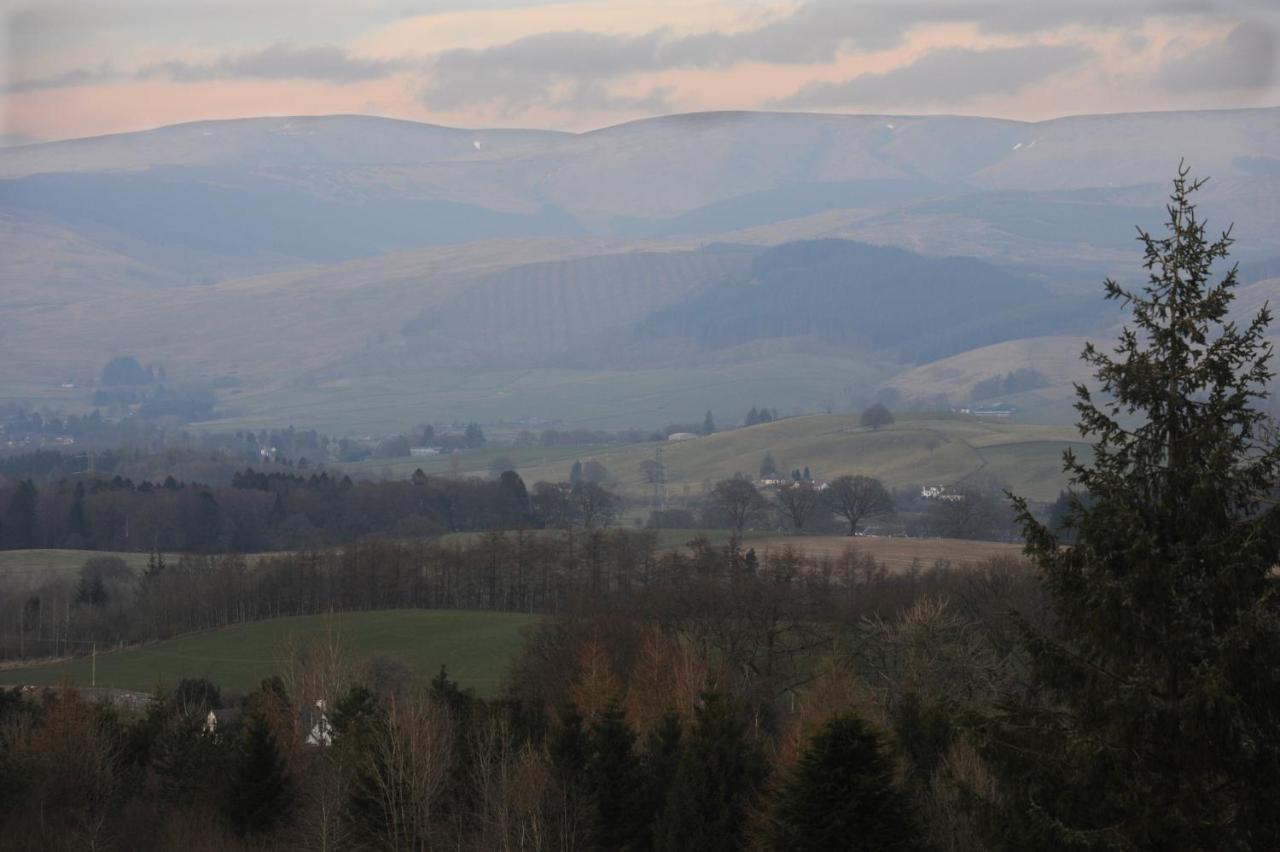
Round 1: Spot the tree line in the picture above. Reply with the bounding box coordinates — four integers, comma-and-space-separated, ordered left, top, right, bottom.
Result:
0, 468, 622, 554
0, 525, 944, 662
0, 533, 1021, 851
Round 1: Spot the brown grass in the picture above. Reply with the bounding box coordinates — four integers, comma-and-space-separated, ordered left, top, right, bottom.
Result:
748, 535, 1025, 572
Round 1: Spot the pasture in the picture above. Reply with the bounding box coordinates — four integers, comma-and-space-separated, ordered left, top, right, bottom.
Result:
0, 549, 159, 585
748, 535, 1026, 572
0, 609, 538, 698
509, 414, 1087, 502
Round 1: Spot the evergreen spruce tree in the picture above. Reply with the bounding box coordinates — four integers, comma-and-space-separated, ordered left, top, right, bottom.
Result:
586, 699, 649, 850
767, 713, 916, 851
222, 711, 296, 836
549, 701, 588, 782
3, 479, 37, 549
67, 481, 90, 547
1001, 166, 1280, 848
760, 451, 779, 479
644, 710, 683, 827
703, 410, 717, 435
653, 693, 768, 852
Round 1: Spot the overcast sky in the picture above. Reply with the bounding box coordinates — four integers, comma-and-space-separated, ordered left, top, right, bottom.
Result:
1, 0, 1277, 143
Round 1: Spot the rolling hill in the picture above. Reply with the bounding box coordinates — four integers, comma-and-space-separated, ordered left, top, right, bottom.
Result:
368, 413, 1088, 503
2, 107, 1276, 432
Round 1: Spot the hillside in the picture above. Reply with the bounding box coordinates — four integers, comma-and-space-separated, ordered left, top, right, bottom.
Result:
382, 414, 1088, 503
2, 107, 1276, 431
638, 239, 1082, 363
0, 609, 537, 697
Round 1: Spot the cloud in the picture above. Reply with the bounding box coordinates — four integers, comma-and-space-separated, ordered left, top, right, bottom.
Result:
969, 0, 1174, 35
777, 43, 1094, 108
422, 30, 666, 110
1156, 21, 1278, 90
1, 65, 122, 94
219, 43, 406, 81
141, 43, 409, 84
663, 2, 912, 66
559, 82, 676, 114
416, 1, 1183, 112
5, 0, 1275, 132
4, 43, 409, 93
418, 3, 919, 111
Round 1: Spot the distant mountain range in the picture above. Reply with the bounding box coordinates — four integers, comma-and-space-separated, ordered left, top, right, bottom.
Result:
1, 107, 1277, 432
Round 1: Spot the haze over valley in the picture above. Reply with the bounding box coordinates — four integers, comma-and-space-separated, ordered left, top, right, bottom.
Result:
4, 106, 1279, 431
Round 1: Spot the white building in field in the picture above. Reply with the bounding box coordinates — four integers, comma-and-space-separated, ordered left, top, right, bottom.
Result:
304, 699, 333, 747
921, 485, 963, 502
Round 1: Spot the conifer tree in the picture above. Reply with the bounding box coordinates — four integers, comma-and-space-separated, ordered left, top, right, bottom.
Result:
67, 481, 90, 546
644, 710, 683, 826
767, 712, 915, 851
585, 699, 649, 850
653, 693, 768, 852
549, 702, 588, 784
760, 451, 779, 479
3, 479, 37, 549
222, 711, 296, 836
703, 410, 717, 435
1002, 166, 1280, 848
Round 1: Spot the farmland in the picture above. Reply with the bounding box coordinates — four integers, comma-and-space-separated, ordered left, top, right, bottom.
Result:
0, 549, 160, 585
748, 534, 1026, 572
0, 609, 538, 698
507, 413, 1088, 502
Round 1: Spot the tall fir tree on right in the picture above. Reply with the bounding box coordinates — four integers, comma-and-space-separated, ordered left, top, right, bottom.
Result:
999, 164, 1280, 849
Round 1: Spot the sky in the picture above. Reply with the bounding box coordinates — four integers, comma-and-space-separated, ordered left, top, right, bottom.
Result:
1, 0, 1277, 144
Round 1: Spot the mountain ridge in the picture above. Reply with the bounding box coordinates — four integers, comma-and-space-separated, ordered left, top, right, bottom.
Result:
1, 105, 1276, 431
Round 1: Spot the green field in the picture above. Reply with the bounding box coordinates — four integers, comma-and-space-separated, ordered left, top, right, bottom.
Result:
0, 549, 162, 585
334, 442, 614, 481
493, 414, 1087, 502
0, 610, 538, 697
438, 527, 771, 551
189, 353, 892, 435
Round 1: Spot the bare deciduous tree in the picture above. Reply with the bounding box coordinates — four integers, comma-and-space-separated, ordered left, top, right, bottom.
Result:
709, 478, 769, 533
361, 694, 455, 850
774, 481, 822, 533
825, 475, 894, 536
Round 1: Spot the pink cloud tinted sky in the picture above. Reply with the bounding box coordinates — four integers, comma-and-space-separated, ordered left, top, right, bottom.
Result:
2, 0, 1277, 144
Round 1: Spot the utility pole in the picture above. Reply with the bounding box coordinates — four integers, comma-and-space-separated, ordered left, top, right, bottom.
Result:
653, 445, 667, 511
91, 641, 96, 688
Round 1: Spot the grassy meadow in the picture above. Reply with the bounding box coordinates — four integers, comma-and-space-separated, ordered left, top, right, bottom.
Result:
500, 414, 1087, 502
0, 549, 160, 585
0, 609, 538, 698
192, 353, 892, 436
